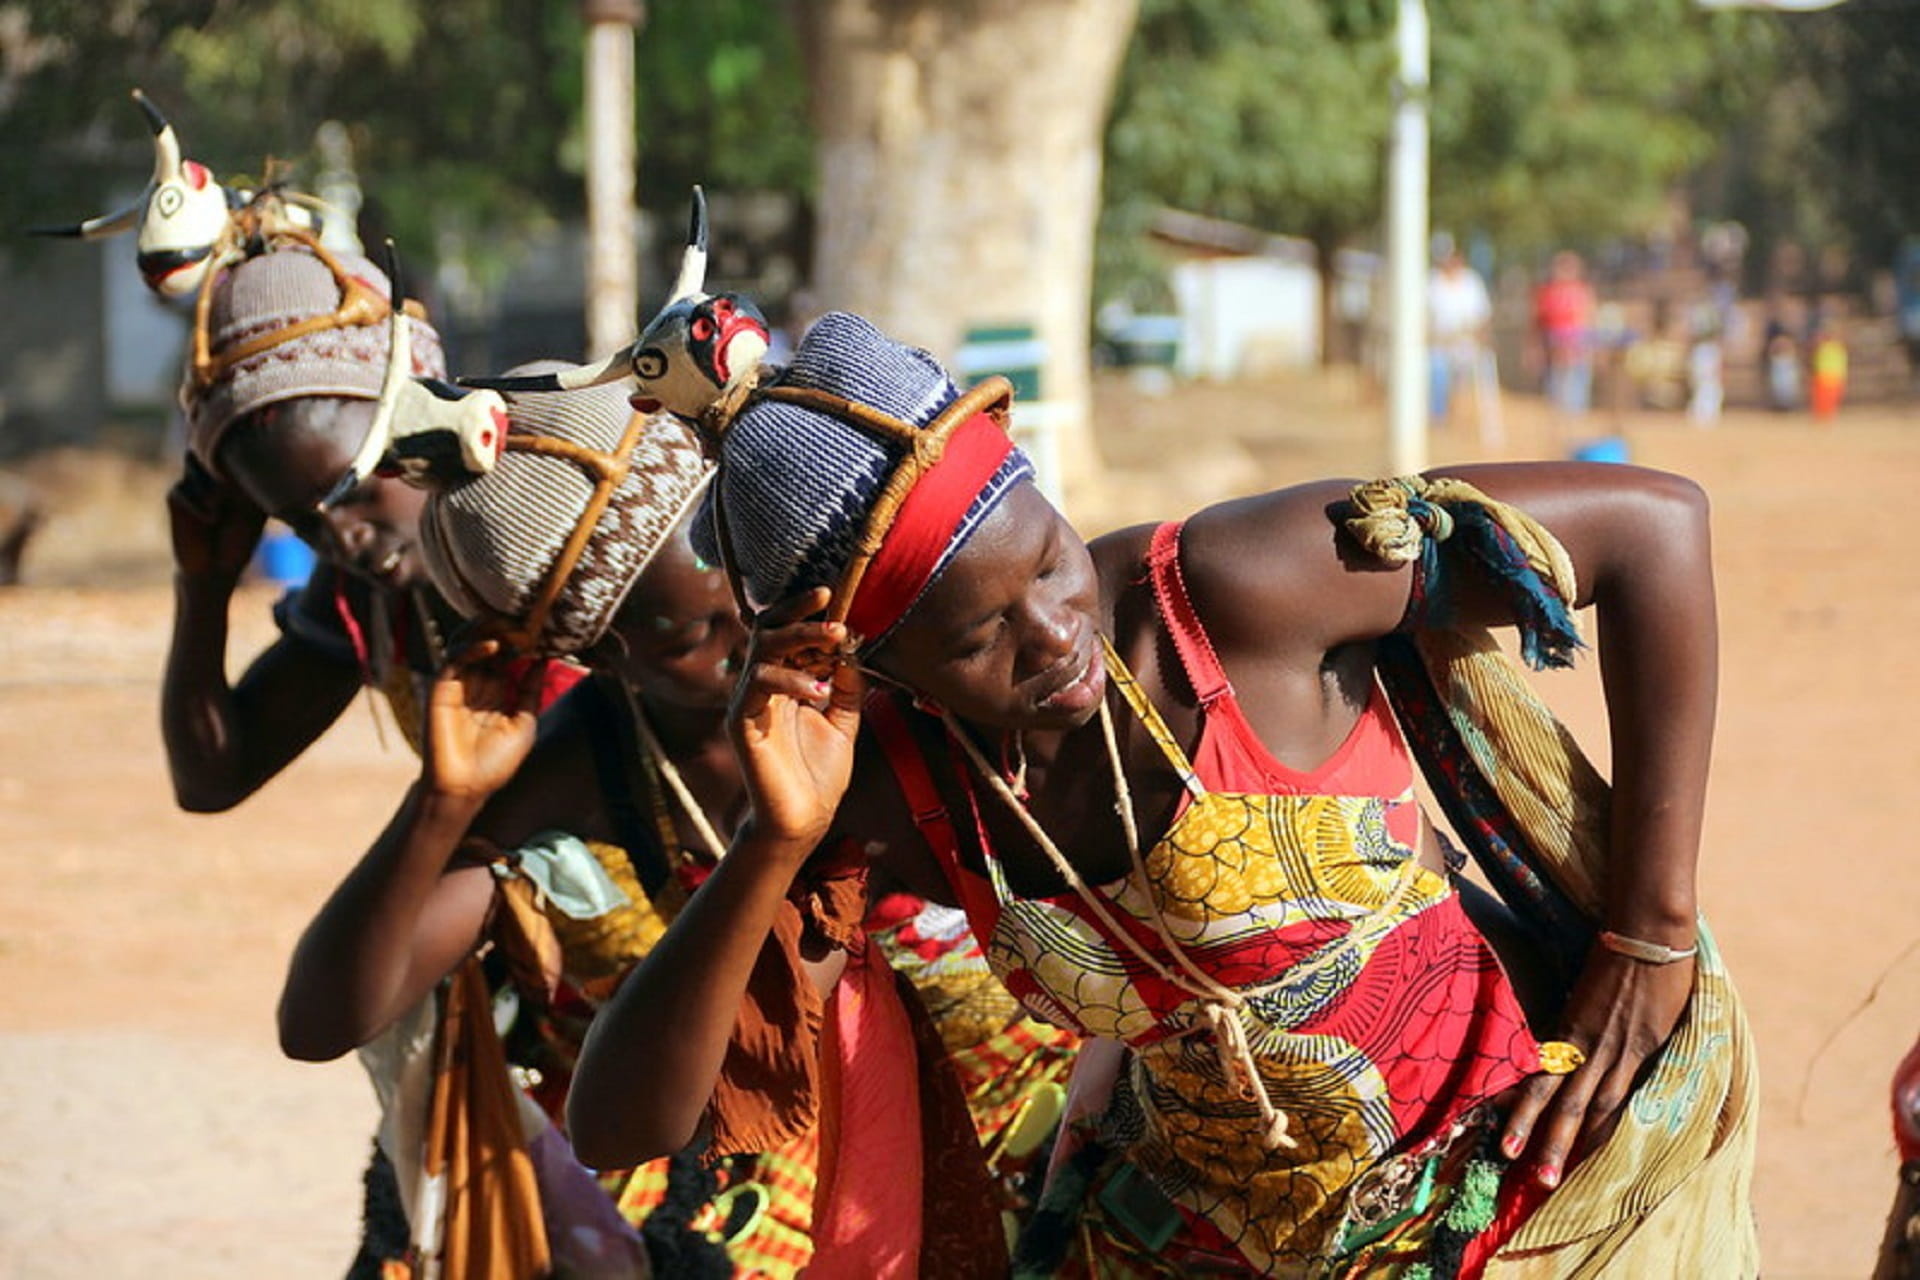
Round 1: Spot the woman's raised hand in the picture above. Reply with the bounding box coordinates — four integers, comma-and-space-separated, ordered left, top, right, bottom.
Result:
729, 588, 863, 851
166, 456, 266, 585
424, 639, 546, 804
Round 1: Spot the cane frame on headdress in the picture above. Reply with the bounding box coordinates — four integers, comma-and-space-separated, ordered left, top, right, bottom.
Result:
188, 224, 426, 390
452, 411, 653, 657
700, 375, 1015, 644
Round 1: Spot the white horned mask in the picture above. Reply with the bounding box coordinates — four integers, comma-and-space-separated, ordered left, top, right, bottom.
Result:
326, 240, 509, 507
34, 90, 242, 299
33, 88, 326, 301
460, 187, 771, 423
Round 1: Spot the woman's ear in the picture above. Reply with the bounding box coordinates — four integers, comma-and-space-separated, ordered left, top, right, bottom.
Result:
850, 652, 939, 715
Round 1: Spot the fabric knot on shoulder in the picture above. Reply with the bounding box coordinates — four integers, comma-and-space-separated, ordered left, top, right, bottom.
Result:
1339, 473, 1583, 671
1344, 476, 1456, 565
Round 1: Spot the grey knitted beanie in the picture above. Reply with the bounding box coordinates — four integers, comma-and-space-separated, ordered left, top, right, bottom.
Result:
420, 364, 712, 657
691, 310, 1032, 626
183, 246, 445, 474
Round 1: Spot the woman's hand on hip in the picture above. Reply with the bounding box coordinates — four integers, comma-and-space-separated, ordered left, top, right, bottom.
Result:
1501, 944, 1694, 1189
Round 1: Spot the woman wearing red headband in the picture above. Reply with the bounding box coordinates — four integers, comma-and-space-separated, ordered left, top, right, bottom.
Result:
568, 310, 1757, 1278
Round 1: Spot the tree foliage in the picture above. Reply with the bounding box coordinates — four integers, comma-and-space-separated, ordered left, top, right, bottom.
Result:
1755, 6, 1920, 273
1098, 0, 1390, 305
1426, 0, 1776, 250
0, 0, 809, 280
1095, 0, 1779, 306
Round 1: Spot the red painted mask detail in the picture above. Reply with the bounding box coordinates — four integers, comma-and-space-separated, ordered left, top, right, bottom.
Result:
184, 161, 210, 191
630, 395, 662, 414
710, 312, 769, 386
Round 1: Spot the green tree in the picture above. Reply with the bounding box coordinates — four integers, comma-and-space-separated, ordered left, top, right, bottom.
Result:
2, 1, 809, 284
1426, 0, 1777, 252
1754, 6, 1920, 278
1098, 0, 1391, 314
1097, 0, 1779, 340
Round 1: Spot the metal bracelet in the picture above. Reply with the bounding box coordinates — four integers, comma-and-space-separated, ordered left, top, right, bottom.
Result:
1597, 929, 1698, 965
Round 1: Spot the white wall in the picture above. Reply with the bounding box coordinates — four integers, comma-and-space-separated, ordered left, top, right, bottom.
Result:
1170, 256, 1321, 380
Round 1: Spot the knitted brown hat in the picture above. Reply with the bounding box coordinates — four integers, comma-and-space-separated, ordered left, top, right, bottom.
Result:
182, 245, 445, 475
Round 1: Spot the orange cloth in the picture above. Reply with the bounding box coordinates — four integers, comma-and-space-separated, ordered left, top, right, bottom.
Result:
808, 940, 925, 1276
423, 956, 550, 1279
705, 840, 1008, 1276
705, 839, 868, 1158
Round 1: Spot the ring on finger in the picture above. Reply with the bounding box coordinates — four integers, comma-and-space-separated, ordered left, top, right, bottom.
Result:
1539, 1041, 1587, 1075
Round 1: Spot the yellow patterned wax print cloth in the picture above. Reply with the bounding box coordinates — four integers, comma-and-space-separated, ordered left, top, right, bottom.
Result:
974, 648, 1542, 1271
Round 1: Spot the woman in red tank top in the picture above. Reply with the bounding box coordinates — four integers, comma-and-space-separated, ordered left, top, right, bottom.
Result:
552, 309, 1753, 1276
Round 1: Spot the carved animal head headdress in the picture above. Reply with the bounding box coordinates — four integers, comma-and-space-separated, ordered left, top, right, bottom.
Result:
461, 188, 772, 423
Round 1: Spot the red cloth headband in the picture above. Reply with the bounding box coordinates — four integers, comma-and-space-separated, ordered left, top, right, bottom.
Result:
843, 412, 1013, 642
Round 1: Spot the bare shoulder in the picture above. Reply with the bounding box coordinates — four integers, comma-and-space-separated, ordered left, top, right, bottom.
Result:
1087, 521, 1154, 591
1178, 479, 1411, 661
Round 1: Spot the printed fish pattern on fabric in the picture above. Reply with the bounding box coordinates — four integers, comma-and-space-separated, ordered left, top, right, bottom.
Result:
981, 651, 1540, 1269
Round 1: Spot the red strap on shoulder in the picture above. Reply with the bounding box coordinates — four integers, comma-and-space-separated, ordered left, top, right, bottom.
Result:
1146, 520, 1233, 708
864, 692, 965, 877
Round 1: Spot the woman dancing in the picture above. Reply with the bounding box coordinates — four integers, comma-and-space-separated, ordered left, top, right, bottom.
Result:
560, 308, 1756, 1276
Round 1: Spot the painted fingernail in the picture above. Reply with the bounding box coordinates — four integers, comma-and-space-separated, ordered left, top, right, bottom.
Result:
1502, 1135, 1523, 1159
1539, 1165, 1560, 1189
812, 680, 831, 696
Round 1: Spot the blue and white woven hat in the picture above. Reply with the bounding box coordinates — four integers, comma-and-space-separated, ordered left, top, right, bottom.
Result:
693, 311, 1032, 639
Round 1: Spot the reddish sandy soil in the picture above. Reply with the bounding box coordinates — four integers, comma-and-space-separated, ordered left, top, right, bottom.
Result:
1, 374, 1915, 1277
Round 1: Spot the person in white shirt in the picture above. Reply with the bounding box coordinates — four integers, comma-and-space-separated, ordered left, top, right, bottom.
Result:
1429, 236, 1503, 447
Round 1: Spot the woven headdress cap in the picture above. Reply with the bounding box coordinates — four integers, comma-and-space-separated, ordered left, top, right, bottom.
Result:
183, 246, 445, 474
692, 311, 1032, 625
420, 364, 713, 657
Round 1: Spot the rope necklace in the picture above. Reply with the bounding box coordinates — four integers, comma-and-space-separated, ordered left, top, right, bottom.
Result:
613, 680, 730, 868
942, 672, 1422, 1151
632, 708, 729, 864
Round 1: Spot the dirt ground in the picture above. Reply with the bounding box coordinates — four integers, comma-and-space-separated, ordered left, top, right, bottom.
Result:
1, 374, 1916, 1278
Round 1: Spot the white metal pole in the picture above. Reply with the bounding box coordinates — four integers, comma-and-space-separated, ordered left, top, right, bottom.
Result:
1387, 0, 1430, 476
583, 0, 642, 359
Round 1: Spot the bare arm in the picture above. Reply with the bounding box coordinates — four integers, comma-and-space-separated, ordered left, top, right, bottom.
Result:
568, 593, 857, 1169
160, 470, 363, 812
1442, 465, 1716, 1186
1188, 461, 1718, 1187
277, 650, 593, 1062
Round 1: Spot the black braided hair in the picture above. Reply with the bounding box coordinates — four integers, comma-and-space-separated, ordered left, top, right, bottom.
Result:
637, 1146, 733, 1279
347, 1141, 411, 1279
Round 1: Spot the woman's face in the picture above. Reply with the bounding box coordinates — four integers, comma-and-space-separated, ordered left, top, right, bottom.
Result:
869, 481, 1105, 732
219, 397, 428, 589
605, 513, 746, 711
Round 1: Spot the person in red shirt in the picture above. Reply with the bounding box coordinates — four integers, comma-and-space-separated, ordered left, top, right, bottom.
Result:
1534, 251, 1596, 417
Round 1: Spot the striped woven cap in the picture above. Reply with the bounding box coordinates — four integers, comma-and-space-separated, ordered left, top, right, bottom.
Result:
183, 246, 445, 475
420, 364, 712, 656
692, 310, 1031, 629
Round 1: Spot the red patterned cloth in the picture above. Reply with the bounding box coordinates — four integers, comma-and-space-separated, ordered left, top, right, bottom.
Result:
916, 522, 1541, 1271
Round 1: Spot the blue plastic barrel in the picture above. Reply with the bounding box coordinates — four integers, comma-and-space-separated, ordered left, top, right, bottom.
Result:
1571, 435, 1630, 465
256, 530, 317, 588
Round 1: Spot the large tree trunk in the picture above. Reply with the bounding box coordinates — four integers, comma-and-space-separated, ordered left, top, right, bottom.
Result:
797, 0, 1139, 504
